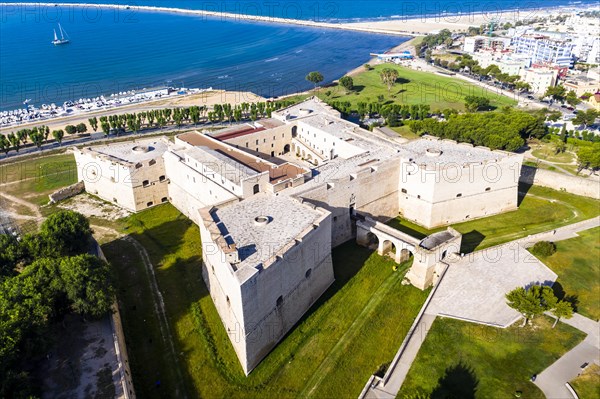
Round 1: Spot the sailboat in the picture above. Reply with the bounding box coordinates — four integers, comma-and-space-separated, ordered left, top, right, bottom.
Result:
52, 24, 70, 45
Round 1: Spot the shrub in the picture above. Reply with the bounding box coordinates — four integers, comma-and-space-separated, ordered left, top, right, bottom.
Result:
531, 241, 557, 257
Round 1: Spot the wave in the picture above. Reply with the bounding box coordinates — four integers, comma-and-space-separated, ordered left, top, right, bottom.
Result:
264, 57, 279, 63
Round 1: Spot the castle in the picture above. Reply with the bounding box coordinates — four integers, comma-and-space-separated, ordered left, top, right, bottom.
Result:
74, 97, 523, 374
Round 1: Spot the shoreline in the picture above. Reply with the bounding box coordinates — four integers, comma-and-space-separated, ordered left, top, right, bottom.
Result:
0, 2, 591, 37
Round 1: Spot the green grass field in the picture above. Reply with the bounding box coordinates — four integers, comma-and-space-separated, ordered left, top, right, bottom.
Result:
570, 363, 600, 399
388, 185, 600, 253
102, 204, 430, 398
318, 64, 517, 112
399, 317, 586, 399
531, 148, 575, 164
530, 227, 600, 321
0, 152, 77, 205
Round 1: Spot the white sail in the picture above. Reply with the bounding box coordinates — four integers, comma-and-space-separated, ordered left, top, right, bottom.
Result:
53, 29, 58, 41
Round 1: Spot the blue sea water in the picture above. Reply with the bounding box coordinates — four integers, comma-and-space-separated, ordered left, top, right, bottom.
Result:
0, 0, 594, 110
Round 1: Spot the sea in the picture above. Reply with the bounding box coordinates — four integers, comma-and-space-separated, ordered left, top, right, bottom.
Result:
0, 0, 595, 110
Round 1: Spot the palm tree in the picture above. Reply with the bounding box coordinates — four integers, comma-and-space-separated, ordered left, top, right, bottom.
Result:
380, 68, 399, 92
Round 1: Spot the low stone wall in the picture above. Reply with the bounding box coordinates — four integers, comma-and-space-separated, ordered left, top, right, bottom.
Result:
520, 165, 600, 200
48, 181, 85, 203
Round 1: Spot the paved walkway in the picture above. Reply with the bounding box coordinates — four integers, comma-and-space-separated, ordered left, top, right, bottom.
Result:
534, 314, 600, 399
360, 216, 600, 399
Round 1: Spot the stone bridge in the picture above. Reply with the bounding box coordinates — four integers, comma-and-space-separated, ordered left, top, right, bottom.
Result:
356, 216, 462, 290
356, 218, 420, 264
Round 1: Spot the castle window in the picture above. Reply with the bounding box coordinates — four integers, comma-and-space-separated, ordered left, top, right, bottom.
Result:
456, 193, 462, 197
253, 184, 260, 195
226, 296, 230, 306
276, 296, 283, 307
333, 216, 338, 222
417, 195, 421, 199
305, 269, 312, 278
142, 180, 150, 187
401, 188, 407, 194
161, 197, 168, 203
485, 187, 491, 191
135, 163, 142, 169
149, 159, 156, 166
113, 198, 118, 203
246, 142, 248, 147
147, 201, 153, 207
159, 175, 166, 182
110, 177, 115, 183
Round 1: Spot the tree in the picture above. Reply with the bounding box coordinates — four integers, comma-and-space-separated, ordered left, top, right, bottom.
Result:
0, 135, 10, 155
65, 125, 77, 135
306, 71, 324, 89
565, 90, 581, 107
531, 241, 557, 257
544, 85, 567, 103
576, 143, 600, 173
380, 68, 399, 92
464, 95, 490, 112
506, 286, 547, 326
515, 81, 531, 93
573, 109, 599, 128
551, 301, 573, 328
28, 128, 44, 150
560, 124, 568, 143
39, 210, 91, 257
59, 255, 114, 318
76, 123, 87, 133
339, 76, 354, 92
88, 117, 98, 132
51, 129, 64, 145
7, 132, 20, 152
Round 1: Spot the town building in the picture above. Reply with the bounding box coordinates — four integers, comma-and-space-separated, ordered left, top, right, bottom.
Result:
511, 34, 574, 68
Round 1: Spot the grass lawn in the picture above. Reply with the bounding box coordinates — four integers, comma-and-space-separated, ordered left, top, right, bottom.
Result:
399, 317, 586, 399
318, 64, 517, 112
102, 204, 430, 398
0, 152, 77, 205
531, 148, 575, 164
530, 227, 600, 321
390, 125, 420, 140
388, 185, 600, 253
570, 363, 600, 399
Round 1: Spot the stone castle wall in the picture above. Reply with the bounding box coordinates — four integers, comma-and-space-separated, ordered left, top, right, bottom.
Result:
520, 165, 600, 200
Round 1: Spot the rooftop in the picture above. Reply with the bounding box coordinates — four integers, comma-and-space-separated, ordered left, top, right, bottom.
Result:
213, 195, 325, 272
81, 138, 168, 165
177, 132, 308, 185
399, 136, 510, 167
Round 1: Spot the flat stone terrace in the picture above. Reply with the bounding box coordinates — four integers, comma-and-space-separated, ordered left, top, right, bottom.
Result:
399, 136, 512, 167
427, 242, 558, 327
81, 137, 168, 165
213, 194, 324, 271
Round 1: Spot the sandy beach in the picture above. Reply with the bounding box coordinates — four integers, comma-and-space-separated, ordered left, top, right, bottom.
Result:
1, 2, 582, 37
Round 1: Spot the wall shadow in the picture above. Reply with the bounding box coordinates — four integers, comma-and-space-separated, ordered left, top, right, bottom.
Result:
430, 361, 479, 399
552, 280, 580, 312
460, 230, 486, 253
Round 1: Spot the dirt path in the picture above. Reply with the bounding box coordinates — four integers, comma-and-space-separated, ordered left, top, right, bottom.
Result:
121, 235, 188, 399
0, 191, 42, 219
